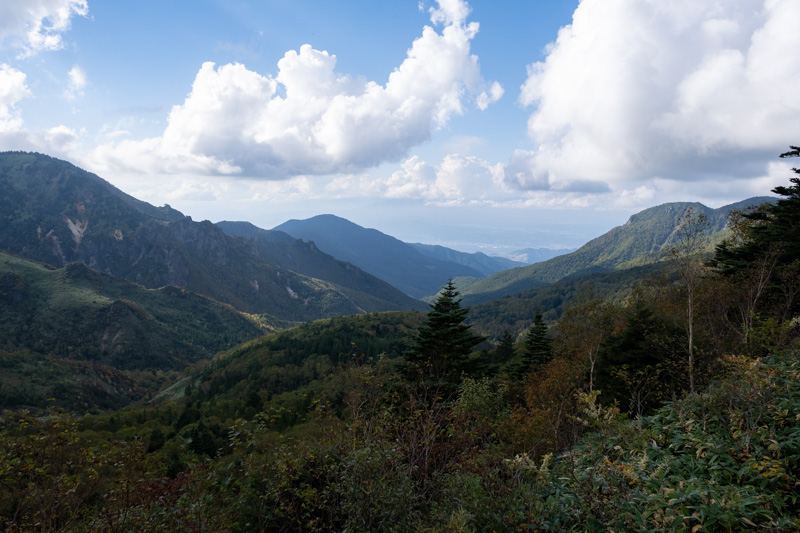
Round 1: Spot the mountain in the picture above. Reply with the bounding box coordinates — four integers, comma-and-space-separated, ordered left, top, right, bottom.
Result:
216, 221, 426, 312
408, 242, 526, 275
274, 214, 485, 298
460, 198, 775, 305
0, 250, 266, 410
0, 152, 422, 321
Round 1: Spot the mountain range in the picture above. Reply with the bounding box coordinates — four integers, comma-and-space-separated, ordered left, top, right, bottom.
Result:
0, 150, 779, 411
0, 152, 423, 322
273, 214, 508, 298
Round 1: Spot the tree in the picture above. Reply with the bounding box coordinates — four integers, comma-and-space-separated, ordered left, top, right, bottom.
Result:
506, 311, 552, 381
404, 280, 485, 392
668, 207, 709, 394
555, 295, 619, 392
495, 330, 517, 365
522, 311, 552, 369
712, 146, 800, 322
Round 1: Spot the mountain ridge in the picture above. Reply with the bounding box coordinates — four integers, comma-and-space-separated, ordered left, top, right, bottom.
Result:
459, 197, 776, 305
0, 152, 422, 321
274, 214, 486, 298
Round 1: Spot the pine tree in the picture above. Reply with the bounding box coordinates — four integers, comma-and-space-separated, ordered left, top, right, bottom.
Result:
404, 280, 485, 391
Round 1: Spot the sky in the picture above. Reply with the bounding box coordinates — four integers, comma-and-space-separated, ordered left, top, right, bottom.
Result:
1, 0, 799, 255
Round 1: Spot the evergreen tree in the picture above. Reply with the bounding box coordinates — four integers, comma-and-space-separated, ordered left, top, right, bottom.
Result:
495, 330, 517, 365
505, 311, 552, 381
474, 330, 516, 377
522, 311, 552, 369
404, 280, 485, 391
712, 146, 800, 318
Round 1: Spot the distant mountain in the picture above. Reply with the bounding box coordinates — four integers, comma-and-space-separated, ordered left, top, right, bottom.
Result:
217, 221, 426, 312
408, 243, 526, 275
505, 247, 574, 264
274, 214, 485, 298
0, 152, 422, 321
460, 198, 776, 305
0, 250, 266, 410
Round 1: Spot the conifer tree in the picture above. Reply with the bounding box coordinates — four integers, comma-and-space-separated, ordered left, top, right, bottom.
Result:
495, 330, 517, 365
506, 311, 552, 381
404, 279, 485, 391
712, 146, 800, 319
522, 311, 552, 369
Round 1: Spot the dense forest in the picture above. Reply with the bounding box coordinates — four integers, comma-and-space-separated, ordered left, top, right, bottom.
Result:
1, 147, 800, 531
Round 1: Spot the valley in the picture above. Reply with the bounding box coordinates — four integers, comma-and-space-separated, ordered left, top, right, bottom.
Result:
1, 149, 799, 531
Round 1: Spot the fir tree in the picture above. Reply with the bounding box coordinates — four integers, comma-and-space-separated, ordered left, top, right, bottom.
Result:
495, 330, 517, 365
711, 145, 800, 323
506, 311, 551, 381
404, 280, 485, 391
522, 311, 552, 369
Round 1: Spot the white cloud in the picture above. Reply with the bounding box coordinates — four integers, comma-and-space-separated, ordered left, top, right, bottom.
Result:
476, 81, 503, 111
372, 153, 507, 203
0, 0, 88, 56
64, 64, 87, 100
515, 0, 800, 193
0, 64, 30, 132
0, 65, 81, 157
90, 0, 501, 179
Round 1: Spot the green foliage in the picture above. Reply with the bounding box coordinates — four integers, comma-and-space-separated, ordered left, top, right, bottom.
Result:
713, 147, 800, 326
0, 250, 266, 411
506, 311, 552, 381
404, 280, 486, 393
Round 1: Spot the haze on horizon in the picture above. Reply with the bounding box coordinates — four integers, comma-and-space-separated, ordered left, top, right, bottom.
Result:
1, 0, 798, 253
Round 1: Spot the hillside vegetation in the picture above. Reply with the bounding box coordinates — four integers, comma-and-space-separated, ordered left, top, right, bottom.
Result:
461, 198, 774, 305
1, 147, 799, 531
0, 251, 268, 410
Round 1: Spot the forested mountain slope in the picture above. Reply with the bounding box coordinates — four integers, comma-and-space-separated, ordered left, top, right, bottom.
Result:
408, 242, 526, 275
460, 197, 774, 305
217, 221, 426, 312
0, 152, 422, 320
0, 250, 266, 410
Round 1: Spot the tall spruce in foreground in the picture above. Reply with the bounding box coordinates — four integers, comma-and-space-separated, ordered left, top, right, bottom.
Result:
404, 279, 485, 391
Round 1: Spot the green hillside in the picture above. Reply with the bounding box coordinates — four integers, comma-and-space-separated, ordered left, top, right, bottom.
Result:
217, 221, 427, 312
461, 198, 774, 305
0, 251, 268, 410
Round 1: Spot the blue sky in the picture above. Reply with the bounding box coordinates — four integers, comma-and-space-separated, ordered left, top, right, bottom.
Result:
1, 1, 799, 254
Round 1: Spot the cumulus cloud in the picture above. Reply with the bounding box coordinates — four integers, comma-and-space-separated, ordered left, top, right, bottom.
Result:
513, 0, 800, 193
0, 64, 80, 155
0, 0, 88, 56
373, 153, 506, 203
0, 64, 30, 132
90, 0, 502, 179
64, 64, 87, 100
